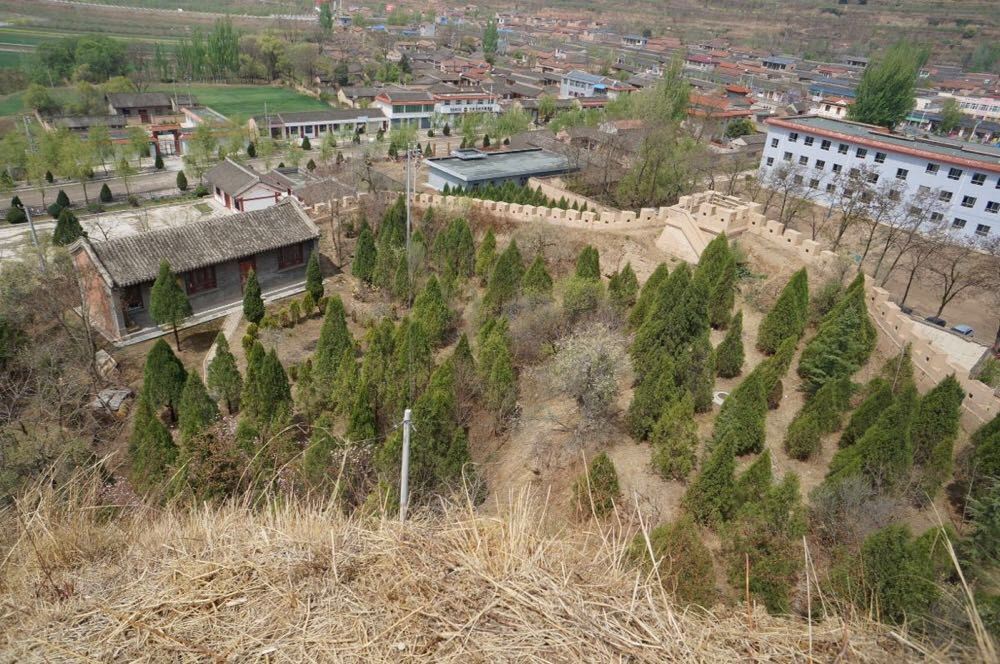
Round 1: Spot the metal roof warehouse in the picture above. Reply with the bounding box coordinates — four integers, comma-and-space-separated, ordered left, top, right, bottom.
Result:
425, 148, 576, 191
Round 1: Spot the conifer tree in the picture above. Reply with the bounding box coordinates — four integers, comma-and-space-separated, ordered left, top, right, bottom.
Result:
386, 319, 434, 418
178, 371, 220, 445
573, 452, 620, 518
352, 220, 377, 284
840, 378, 893, 448
474, 229, 497, 283
651, 392, 698, 481
783, 410, 822, 460
521, 254, 553, 297
176, 170, 188, 192
629, 516, 716, 606
734, 449, 772, 507
412, 276, 452, 346
128, 394, 178, 493
629, 263, 668, 328
756, 268, 809, 354
142, 338, 187, 423
313, 295, 352, 389
99, 182, 113, 202
676, 331, 715, 413
685, 432, 737, 525
331, 348, 358, 416
480, 324, 518, 421
255, 348, 292, 426
880, 344, 915, 394
628, 352, 677, 440
716, 310, 745, 378
712, 370, 767, 455
450, 217, 476, 277
661, 272, 710, 352
52, 208, 84, 246
574, 245, 600, 281
783, 377, 851, 460
798, 285, 875, 394
482, 239, 524, 314
206, 333, 242, 414
149, 260, 193, 350
305, 251, 324, 302
707, 251, 736, 329
607, 262, 639, 313
56, 189, 70, 209
302, 412, 339, 490
346, 374, 377, 442
242, 269, 265, 324
854, 524, 939, 624
911, 374, 964, 501
631, 264, 691, 377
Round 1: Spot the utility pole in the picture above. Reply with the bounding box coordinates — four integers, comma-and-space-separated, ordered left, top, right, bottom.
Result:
20, 116, 44, 272
399, 408, 412, 522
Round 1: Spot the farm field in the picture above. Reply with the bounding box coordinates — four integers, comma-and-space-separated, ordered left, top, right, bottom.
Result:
153, 84, 329, 119
0, 51, 27, 70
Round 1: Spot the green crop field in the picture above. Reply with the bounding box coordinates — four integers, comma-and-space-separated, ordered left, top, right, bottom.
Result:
0, 90, 24, 116
155, 85, 330, 119
0, 51, 28, 69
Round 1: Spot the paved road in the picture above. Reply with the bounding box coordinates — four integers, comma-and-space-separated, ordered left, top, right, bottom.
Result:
9, 159, 186, 209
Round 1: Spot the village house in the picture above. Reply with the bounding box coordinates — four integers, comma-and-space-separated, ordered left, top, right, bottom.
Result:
105, 92, 174, 122
250, 109, 388, 143
71, 200, 320, 345
204, 158, 298, 212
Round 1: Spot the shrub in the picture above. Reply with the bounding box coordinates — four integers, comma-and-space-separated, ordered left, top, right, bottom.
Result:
301, 136, 312, 150
756, 269, 808, 354
629, 516, 716, 606
5, 206, 26, 224
573, 452, 620, 518
853, 525, 940, 624
783, 410, 822, 460
154, 154, 164, 170
562, 276, 604, 321
550, 324, 627, 423
289, 300, 301, 326
306, 158, 316, 171
56, 189, 70, 209
176, 170, 188, 192
650, 392, 698, 481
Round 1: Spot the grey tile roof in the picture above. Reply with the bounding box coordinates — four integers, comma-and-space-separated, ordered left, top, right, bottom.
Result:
87, 200, 319, 287
105, 92, 172, 109
205, 159, 260, 196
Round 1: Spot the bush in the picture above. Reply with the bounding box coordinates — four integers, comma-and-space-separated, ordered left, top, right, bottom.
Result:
176, 170, 188, 192
5, 206, 26, 224
573, 452, 620, 518
56, 189, 70, 209
853, 525, 940, 624
562, 276, 604, 321
783, 410, 822, 460
550, 324, 626, 423
289, 300, 301, 326
99, 182, 113, 202
629, 517, 716, 607
301, 136, 312, 150
154, 154, 164, 170
193, 185, 209, 197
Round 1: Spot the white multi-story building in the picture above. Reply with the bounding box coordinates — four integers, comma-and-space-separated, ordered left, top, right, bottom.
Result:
759, 115, 1000, 240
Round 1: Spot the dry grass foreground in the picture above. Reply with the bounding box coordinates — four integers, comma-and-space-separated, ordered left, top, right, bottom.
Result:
0, 469, 955, 663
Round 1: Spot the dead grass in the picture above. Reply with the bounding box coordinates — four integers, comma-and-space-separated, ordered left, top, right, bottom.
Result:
0, 467, 961, 663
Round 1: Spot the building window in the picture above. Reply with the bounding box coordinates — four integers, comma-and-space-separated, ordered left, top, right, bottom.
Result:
867, 172, 879, 184
765, 156, 774, 166
849, 167, 860, 178
799, 155, 808, 166
832, 163, 843, 173
783, 151, 792, 162
278, 243, 305, 269
926, 162, 939, 174
908, 206, 921, 216
971, 173, 986, 185
820, 139, 831, 151
804, 136, 814, 146
952, 218, 967, 229
838, 143, 848, 154
855, 148, 867, 158
939, 191, 952, 202
961, 195, 977, 208
815, 160, 825, 170
948, 167, 962, 180
185, 266, 217, 294
874, 152, 886, 163
930, 212, 943, 222
896, 168, 908, 180
809, 178, 819, 189
987, 201, 999, 214
770, 138, 779, 148
789, 132, 798, 142
976, 224, 991, 237
793, 174, 803, 185
826, 183, 836, 193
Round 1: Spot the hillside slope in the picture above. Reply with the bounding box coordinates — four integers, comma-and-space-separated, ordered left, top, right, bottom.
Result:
0, 477, 947, 662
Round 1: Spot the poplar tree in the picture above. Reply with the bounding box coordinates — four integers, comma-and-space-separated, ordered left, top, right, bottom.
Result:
352, 220, 377, 284
178, 371, 219, 445
629, 263, 668, 328
242, 269, 265, 324
412, 276, 452, 346
848, 41, 929, 129
149, 260, 192, 349
715, 310, 745, 378
128, 394, 178, 493
756, 268, 808, 354
305, 251, 324, 302
522, 254, 553, 297
142, 338, 187, 423
206, 333, 242, 414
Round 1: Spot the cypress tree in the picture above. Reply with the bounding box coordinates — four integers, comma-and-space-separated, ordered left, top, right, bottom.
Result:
178, 371, 220, 445
176, 170, 188, 192
247, 141, 256, 158
756, 269, 809, 355
880, 344, 915, 394
712, 369, 767, 455
574, 245, 600, 281
482, 239, 524, 314
695, 233, 730, 282
313, 295, 352, 389
474, 229, 497, 283
628, 352, 677, 440
840, 378, 893, 448
413, 276, 452, 346
352, 220, 377, 284
346, 374, 377, 442
149, 260, 192, 350
128, 394, 178, 493
676, 331, 716, 413
661, 272, 710, 352
142, 339, 188, 423
301, 136, 312, 150
480, 324, 518, 420
206, 333, 242, 414
522, 254, 553, 297
856, 524, 939, 624
155, 154, 164, 170
242, 269, 265, 324
783, 410, 822, 460
386, 318, 434, 418
607, 262, 639, 313
99, 183, 113, 202
631, 264, 691, 378
685, 432, 737, 525
716, 310, 745, 378
573, 452, 620, 518
55, 189, 70, 209
302, 412, 339, 490
305, 251, 324, 302
734, 449, 772, 507
331, 348, 358, 416
451, 217, 476, 277
391, 249, 411, 302
255, 348, 293, 426
911, 374, 964, 501
52, 208, 84, 246
629, 263, 669, 328
798, 286, 876, 394
707, 251, 736, 329
650, 392, 698, 481
629, 516, 716, 607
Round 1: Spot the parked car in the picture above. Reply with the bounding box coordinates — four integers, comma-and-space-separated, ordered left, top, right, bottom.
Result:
925, 316, 946, 327
951, 324, 975, 337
